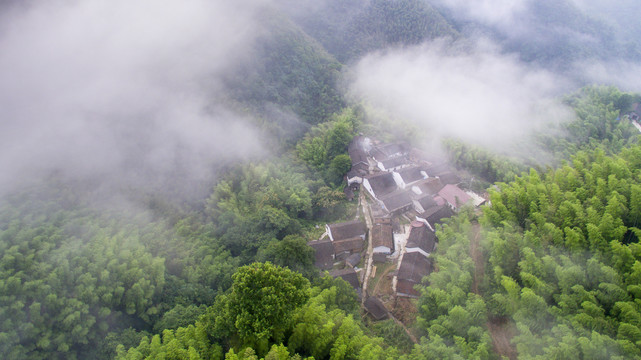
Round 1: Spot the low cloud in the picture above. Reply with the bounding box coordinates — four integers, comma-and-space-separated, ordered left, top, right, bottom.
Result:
348, 39, 573, 153
0, 0, 269, 198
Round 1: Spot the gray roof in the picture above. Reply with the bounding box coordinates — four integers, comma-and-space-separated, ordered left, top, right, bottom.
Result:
346, 253, 361, 267
422, 205, 454, 226
397, 166, 426, 184
413, 178, 444, 195
438, 172, 461, 185
371, 218, 394, 250
348, 136, 369, 167
381, 191, 413, 213
372, 143, 409, 160
364, 297, 389, 320
308, 239, 334, 270
328, 220, 366, 241
416, 195, 437, 211
379, 156, 408, 170
406, 222, 437, 253
398, 252, 433, 284
330, 268, 360, 289
365, 172, 398, 198
333, 236, 364, 254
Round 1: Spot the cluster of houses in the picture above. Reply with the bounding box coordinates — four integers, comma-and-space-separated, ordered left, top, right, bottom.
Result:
308, 136, 488, 319
348, 136, 485, 219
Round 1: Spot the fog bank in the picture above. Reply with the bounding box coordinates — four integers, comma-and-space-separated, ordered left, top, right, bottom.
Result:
0, 0, 269, 198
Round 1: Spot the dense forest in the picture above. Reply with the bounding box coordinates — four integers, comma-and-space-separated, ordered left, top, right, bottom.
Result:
2, 0, 641, 359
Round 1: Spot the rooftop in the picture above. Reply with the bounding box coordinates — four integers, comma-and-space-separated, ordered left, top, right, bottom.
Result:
328, 220, 367, 241
379, 156, 408, 170
371, 218, 394, 250
396, 166, 427, 184
333, 236, 365, 254
308, 239, 334, 270
364, 297, 389, 320
438, 184, 472, 208
380, 191, 413, 213
415, 194, 437, 212
348, 136, 370, 167
330, 268, 360, 289
365, 172, 398, 198
370, 142, 408, 160
420, 205, 454, 226
397, 252, 433, 284
406, 222, 437, 254
412, 178, 444, 196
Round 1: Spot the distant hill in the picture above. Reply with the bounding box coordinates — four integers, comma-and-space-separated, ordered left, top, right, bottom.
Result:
281, 0, 458, 63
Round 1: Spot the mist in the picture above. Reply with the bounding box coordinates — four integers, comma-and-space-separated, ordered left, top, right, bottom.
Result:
348, 39, 574, 154
0, 0, 270, 200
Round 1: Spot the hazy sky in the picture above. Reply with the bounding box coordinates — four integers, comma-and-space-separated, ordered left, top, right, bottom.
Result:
0, 0, 269, 197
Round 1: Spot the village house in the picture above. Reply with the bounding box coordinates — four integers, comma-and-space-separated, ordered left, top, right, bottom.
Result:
417, 205, 455, 229
377, 156, 410, 172
369, 142, 409, 161
308, 239, 335, 270
326, 220, 367, 242
379, 190, 414, 215
330, 268, 361, 291
363, 172, 398, 201
345, 253, 361, 268
395, 251, 433, 298
437, 184, 472, 212
410, 177, 444, 196
406, 221, 437, 257
371, 218, 394, 262
364, 296, 389, 320
392, 165, 428, 189
346, 136, 370, 186
412, 194, 438, 214
333, 236, 365, 260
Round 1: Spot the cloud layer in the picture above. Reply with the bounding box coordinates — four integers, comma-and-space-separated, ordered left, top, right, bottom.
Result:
0, 0, 268, 196
349, 40, 573, 152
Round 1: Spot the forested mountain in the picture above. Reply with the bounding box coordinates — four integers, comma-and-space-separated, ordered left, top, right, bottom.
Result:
2, 1, 641, 359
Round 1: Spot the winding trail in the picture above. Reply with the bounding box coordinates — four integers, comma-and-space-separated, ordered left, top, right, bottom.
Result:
469, 222, 517, 360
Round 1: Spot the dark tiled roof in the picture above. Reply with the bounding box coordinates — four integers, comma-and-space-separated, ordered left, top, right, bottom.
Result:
328, 220, 366, 241
425, 162, 452, 177
379, 156, 408, 170
348, 136, 369, 167
438, 172, 461, 185
346, 253, 361, 267
380, 191, 413, 213
397, 166, 426, 184
396, 279, 420, 297
406, 223, 437, 253
397, 252, 433, 284
365, 172, 398, 198
413, 178, 444, 195
333, 237, 364, 254
370, 142, 409, 160
308, 239, 334, 270
421, 205, 454, 226
416, 195, 437, 212
330, 268, 360, 289
364, 297, 389, 320
438, 184, 471, 208
371, 218, 394, 250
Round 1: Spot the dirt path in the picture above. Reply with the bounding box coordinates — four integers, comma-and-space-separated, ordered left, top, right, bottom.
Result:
388, 310, 418, 344
361, 192, 374, 304
470, 222, 517, 360
469, 223, 483, 295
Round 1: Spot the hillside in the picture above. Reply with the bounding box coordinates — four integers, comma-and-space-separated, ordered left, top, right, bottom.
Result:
2, 1, 641, 360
